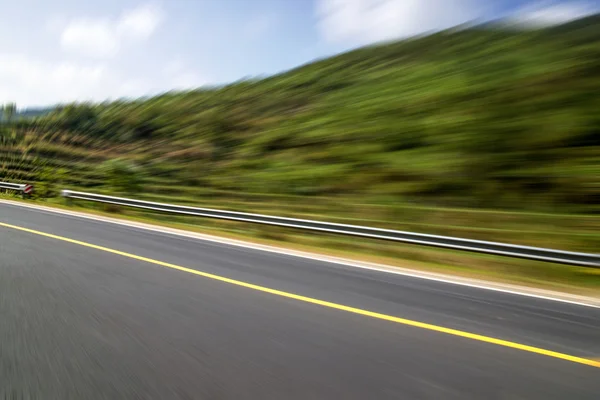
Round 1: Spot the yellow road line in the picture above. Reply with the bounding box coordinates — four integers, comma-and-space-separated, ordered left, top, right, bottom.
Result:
1, 220, 599, 369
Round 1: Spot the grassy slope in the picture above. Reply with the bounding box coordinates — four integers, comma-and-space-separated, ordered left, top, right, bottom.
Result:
0, 17, 598, 281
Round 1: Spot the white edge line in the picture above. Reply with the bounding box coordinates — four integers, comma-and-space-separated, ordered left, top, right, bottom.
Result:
1, 199, 599, 309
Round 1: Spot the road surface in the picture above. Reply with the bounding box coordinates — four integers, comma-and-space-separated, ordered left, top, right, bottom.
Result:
0, 201, 598, 399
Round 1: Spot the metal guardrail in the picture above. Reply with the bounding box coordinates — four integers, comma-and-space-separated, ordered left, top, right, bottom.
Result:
0, 181, 32, 198
0, 182, 25, 190
60, 190, 600, 267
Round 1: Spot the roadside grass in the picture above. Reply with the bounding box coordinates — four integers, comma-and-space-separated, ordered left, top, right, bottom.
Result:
2, 192, 598, 298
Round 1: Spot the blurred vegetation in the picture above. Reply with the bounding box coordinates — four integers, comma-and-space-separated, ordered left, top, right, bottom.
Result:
99, 159, 143, 194
0, 16, 599, 256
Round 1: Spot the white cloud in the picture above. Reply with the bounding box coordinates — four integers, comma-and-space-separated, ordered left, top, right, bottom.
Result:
0, 54, 110, 106
60, 3, 163, 59
0, 54, 206, 108
0, 3, 207, 108
509, 1, 598, 27
61, 20, 121, 58
316, 0, 483, 46
0, 53, 201, 107
118, 4, 163, 38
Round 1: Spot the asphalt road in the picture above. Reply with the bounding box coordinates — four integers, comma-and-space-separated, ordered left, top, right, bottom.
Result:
0, 201, 598, 399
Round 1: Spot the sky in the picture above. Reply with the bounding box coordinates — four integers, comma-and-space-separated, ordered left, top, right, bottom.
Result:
0, 0, 598, 108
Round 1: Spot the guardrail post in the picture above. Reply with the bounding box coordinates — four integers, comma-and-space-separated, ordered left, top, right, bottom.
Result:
61, 190, 73, 206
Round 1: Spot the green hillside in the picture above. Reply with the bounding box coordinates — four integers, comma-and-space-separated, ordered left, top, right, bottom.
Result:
1, 16, 599, 256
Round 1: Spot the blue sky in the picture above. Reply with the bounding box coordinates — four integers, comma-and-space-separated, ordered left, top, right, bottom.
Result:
1, 0, 598, 108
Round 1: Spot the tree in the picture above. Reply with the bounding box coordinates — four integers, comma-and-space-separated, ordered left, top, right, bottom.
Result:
3, 103, 16, 122
54, 103, 98, 132
34, 167, 68, 199
99, 159, 144, 194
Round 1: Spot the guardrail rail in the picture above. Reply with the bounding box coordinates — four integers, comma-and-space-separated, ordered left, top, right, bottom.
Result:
0, 181, 33, 198
60, 190, 600, 267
